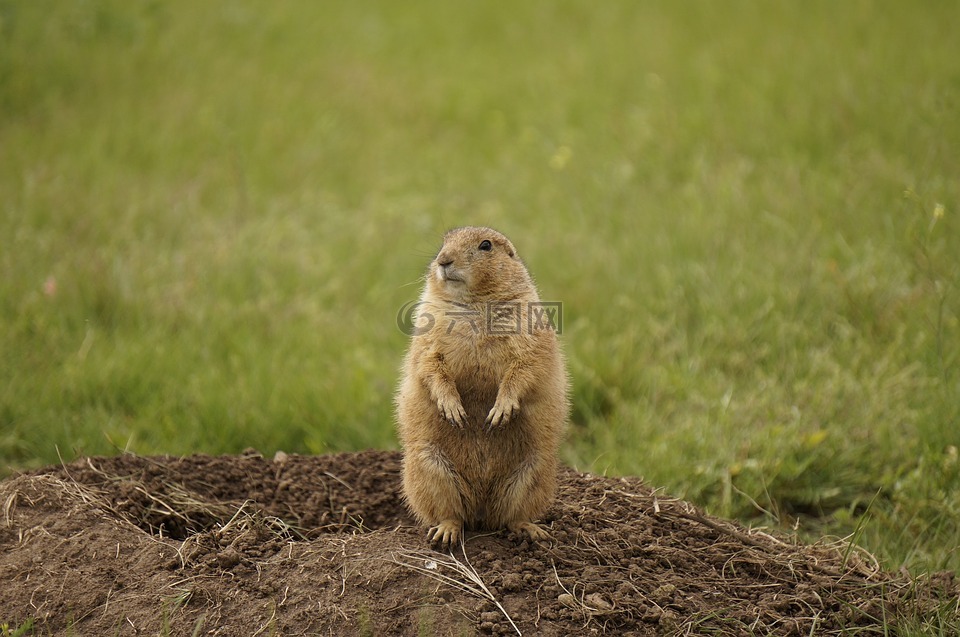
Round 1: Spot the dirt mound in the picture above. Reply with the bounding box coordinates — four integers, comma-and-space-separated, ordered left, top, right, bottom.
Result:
1, 450, 954, 635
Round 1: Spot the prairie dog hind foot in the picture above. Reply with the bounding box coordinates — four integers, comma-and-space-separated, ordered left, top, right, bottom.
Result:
508, 520, 552, 542
426, 519, 463, 549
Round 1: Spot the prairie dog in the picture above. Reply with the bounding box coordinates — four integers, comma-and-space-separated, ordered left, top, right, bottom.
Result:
396, 226, 569, 548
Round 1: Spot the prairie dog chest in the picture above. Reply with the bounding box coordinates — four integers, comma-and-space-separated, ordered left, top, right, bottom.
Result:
440, 331, 517, 389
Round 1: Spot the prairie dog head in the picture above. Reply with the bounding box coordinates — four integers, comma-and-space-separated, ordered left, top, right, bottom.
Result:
427, 226, 535, 303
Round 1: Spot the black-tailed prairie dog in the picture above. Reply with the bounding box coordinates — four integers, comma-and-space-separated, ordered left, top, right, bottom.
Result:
396, 226, 569, 548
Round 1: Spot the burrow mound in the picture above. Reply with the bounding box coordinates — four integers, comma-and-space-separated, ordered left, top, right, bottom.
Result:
1, 450, 955, 636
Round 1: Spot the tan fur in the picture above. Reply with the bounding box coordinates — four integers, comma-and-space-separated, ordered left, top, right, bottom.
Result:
395, 226, 569, 548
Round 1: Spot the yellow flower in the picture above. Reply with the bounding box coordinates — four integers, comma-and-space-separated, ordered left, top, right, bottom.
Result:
933, 203, 945, 220
549, 145, 573, 171
803, 429, 828, 449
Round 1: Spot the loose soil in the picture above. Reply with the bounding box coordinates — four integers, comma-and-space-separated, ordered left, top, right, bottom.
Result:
1, 450, 955, 635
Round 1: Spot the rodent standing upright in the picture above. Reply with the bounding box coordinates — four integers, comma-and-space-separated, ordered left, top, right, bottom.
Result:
396, 226, 569, 548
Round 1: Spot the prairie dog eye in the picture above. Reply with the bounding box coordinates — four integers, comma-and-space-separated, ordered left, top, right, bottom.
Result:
478, 240, 492, 251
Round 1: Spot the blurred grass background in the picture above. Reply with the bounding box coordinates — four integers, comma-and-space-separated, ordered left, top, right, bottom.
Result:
1, 0, 957, 579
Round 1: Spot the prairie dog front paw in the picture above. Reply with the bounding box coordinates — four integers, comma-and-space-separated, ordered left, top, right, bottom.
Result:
485, 396, 520, 429
438, 396, 468, 427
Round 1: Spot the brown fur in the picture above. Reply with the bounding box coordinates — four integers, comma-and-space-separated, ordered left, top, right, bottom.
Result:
395, 227, 569, 548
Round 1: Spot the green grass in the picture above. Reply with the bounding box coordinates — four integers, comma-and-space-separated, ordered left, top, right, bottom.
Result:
1, 0, 957, 597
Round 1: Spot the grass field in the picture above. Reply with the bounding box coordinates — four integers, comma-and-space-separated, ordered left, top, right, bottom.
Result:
2, 0, 958, 592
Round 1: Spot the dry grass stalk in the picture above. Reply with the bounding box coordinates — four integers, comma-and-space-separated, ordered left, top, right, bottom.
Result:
390, 540, 522, 636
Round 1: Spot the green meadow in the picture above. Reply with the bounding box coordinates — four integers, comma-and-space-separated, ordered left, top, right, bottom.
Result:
2, 0, 958, 589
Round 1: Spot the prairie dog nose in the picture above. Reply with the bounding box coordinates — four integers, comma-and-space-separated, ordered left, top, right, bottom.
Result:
437, 253, 454, 267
